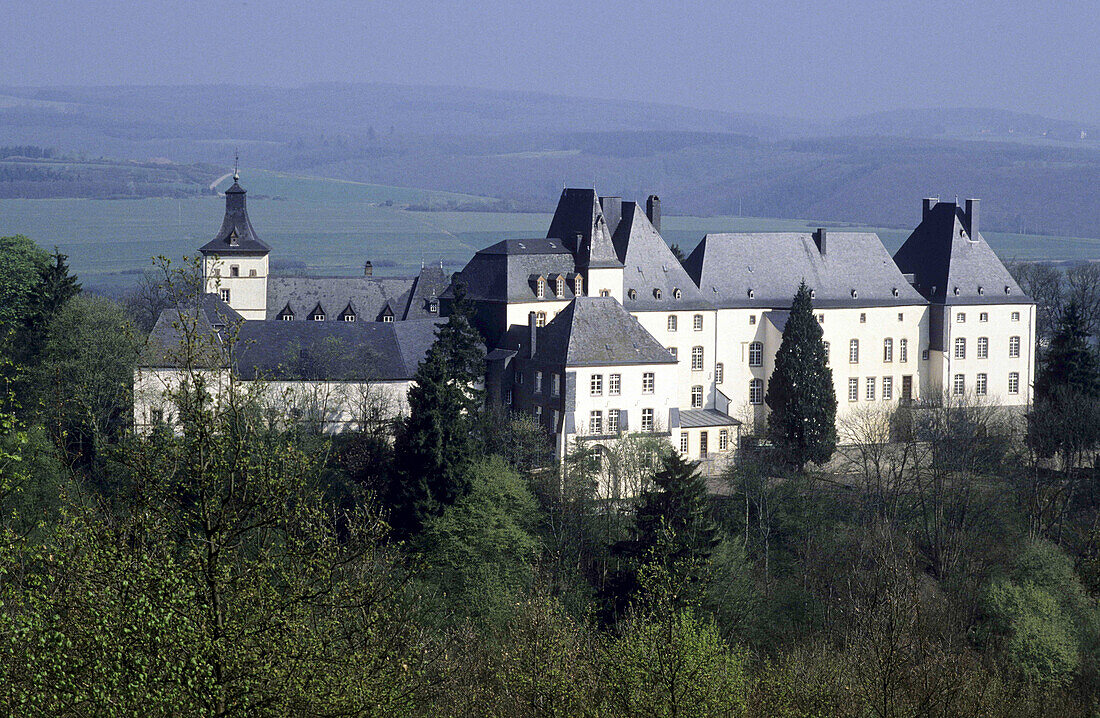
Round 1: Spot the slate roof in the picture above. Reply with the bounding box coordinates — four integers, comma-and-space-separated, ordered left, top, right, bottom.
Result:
547, 188, 622, 269
892, 201, 1030, 305
534, 296, 677, 367
451, 238, 578, 303
399, 265, 448, 320
266, 275, 415, 321
613, 201, 712, 311
678, 409, 741, 428
683, 231, 926, 309
199, 181, 272, 255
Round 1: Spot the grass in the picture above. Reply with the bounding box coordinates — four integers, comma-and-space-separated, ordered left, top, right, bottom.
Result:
1, 170, 1096, 293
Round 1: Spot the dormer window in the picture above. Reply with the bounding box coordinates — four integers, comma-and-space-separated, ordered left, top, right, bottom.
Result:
280, 311, 294, 321
673, 288, 682, 300
892, 287, 899, 297
977, 286, 984, 295
1005, 285, 1011, 295
628, 289, 637, 300
851, 289, 858, 299
536, 276, 546, 299
654, 288, 662, 299
429, 300, 439, 313
341, 305, 357, 322
573, 274, 584, 297
382, 314, 394, 323
555, 275, 565, 298
228, 228, 239, 246
810, 289, 816, 299
311, 306, 326, 321
747, 289, 755, 299
953, 287, 960, 296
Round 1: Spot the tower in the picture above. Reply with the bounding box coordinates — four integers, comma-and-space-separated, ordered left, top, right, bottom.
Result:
198, 169, 271, 320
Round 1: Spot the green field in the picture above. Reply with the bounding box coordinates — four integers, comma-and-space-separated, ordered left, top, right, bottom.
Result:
1, 170, 1097, 293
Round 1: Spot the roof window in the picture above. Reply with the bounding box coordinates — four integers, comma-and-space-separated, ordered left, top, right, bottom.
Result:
747, 288, 755, 299
673, 288, 682, 299
977, 286, 984, 295
628, 289, 637, 300
892, 287, 899, 297
653, 288, 662, 299
851, 289, 858, 299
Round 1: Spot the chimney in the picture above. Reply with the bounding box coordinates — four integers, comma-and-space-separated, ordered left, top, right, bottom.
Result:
646, 195, 661, 233
965, 198, 980, 238
528, 311, 538, 357
922, 197, 939, 220
364, 260, 373, 277
599, 196, 622, 235
814, 228, 827, 255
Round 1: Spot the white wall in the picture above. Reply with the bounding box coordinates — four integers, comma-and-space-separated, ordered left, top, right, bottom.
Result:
931, 302, 1036, 406
204, 254, 269, 320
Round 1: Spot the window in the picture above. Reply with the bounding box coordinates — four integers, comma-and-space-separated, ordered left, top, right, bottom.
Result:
749, 315, 756, 325
429, 300, 439, 313
552, 409, 559, 428
691, 346, 704, 370
860, 313, 867, 323
535, 406, 543, 422
668, 315, 677, 332
848, 378, 859, 402
628, 289, 637, 300
954, 337, 966, 359
1011, 311, 1020, 322
342, 312, 356, 322
693, 314, 703, 331
980, 312, 988, 322
692, 385, 703, 408
517, 372, 524, 385
681, 432, 689, 453
719, 429, 729, 450
608, 409, 620, 434
654, 288, 662, 300
552, 373, 560, 397
883, 338, 893, 362
535, 371, 543, 394
898, 312, 904, 322
922, 348, 930, 361
883, 376, 893, 400
280, 311, 294, 321
749, 378, 764, 404
574, 275, 584, 296
590, 374, 603, 396
899, 338, 908, 363
716, 363, 724, 384
609, 374, 621, 395
818, 314, 825, 323
535, 312, 547, 327
1009, 336, 1021, 358
977, 337, 988, 359
675, 286, 684, 299
1009, 372, 1020, 394
849, 339, 859, 363
642, 373, 654, 393
700, 432, 708, 458
230, 265, 240, 277
641, 408, 654, 432
536, 277, 546, 299
556, 275, 565, 298
151, 408, 164, 424
504, 389, 512, 405
957, 312, 966, 323
823, 341, 830, 364
866, 377, 876, 401
382, 314, 394, 323
953, 374, 965, 396
976, 373, 988, 396
599, 289, 610, 297
219, 288, 231, 303
589, 411, 603, 435
250, 269, 257, 277
670, 347, 678, 360
748, 341, 763, 367
312, 311, 325, 322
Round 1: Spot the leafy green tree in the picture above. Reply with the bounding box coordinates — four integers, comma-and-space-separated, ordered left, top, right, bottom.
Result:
609, 451, 719, 615
765, 280, 837, 469
0, 235, 48, 349
416, 455, 539, 626
24, 249, 81, 338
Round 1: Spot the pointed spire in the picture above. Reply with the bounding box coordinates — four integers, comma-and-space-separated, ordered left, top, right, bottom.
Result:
233, 150, 239, 182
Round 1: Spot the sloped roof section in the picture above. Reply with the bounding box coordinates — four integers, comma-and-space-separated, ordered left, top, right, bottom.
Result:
614, 201, 711, 311
266, 275, 414, 321
199, 181, 272, 255
893, 201, 1030, 305
452, 239, 577, 303
683, 231, 925, 309
399, 265, 449, 320
547, 188, 622, 269
534, 296, 677, 367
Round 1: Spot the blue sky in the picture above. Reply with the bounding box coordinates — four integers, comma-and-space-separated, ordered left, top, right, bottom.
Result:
3, 0, 1097, 121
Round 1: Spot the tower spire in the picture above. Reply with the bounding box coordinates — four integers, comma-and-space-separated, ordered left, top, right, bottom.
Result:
233, 151, 239, 182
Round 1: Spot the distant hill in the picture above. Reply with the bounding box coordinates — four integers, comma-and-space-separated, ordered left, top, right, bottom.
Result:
2, 84, 1100, 239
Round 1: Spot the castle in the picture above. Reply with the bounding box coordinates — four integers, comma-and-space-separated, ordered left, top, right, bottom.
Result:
136, 176, 1036, 475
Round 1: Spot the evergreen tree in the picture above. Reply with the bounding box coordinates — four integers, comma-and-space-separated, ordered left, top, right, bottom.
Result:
26, 249, 81, 337
608, 451, 719, 616
1035, 301, 1100, 399
389, 280, 485, 536
765, 281, 837, 469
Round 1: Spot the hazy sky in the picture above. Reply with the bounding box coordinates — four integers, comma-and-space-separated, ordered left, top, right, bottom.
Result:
4, 0, 1098, 121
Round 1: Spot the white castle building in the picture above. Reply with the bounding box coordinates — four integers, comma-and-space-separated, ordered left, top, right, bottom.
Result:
136, 178, 1036, 474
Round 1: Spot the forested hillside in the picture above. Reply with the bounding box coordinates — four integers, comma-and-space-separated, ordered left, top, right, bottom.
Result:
3, 232, 1100, 715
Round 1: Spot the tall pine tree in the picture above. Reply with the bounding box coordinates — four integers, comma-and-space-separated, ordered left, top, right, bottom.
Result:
765, 281, 837, 469
1035, 301, 1100, 399
389, 280, 485, 536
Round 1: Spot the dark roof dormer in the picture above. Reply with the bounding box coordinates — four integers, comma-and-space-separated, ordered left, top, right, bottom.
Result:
199, 174, 272, 255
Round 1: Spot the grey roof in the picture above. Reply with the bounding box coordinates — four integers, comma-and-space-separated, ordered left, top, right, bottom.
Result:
684, 231, 926, 309
452, 239, 578, 303
764, 310, 790, 333
398, 265, 449, 320
678, 409, 741, 428
199, 181, 272, 255
613, 201, 712, 311
534, 296, 677, 367
140, 294, 243, 368
547, 188, 622, 269
893, 201, 1030, 305
266, 275, 415, 321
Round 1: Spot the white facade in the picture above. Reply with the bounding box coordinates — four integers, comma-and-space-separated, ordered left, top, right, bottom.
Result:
204, 254, 269, 321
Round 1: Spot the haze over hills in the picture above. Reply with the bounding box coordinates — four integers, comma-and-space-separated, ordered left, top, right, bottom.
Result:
2, 83, 1100, 238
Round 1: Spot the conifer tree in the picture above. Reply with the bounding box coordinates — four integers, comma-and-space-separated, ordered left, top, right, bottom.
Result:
608, 451, 719, 616
1035, 301, 1100, 399
765, 280, 837, 469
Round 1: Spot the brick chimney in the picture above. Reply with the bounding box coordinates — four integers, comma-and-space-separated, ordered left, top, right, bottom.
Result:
922, 197, 939, 220
964, 198, 980, 238
646, 195, 661, 233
